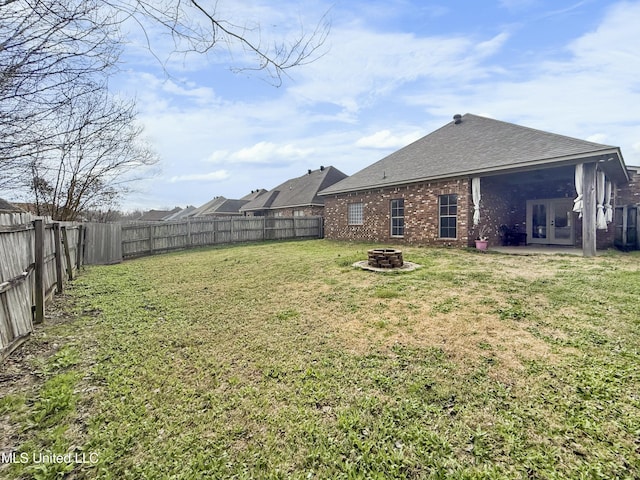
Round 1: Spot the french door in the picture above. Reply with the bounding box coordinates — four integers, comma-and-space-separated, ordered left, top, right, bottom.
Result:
526, 198, 575, 246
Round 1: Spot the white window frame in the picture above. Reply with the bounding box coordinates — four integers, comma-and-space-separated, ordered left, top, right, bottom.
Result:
439, 194, 458, 239
348, 202, 363, 225
390, 199, 404, 237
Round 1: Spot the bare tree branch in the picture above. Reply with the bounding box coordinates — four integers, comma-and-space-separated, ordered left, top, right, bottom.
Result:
1, 0, 330, 216
103, 0, 331, 85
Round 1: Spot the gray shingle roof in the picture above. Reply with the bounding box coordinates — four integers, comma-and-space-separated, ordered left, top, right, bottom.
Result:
240, 189, 268, 201
0, 198, 24, 213
320, 114, 626, 195
190, 197, 249, 216
241, 166, 347, 212
137, 207, 182, 221
164, 206, 196, 220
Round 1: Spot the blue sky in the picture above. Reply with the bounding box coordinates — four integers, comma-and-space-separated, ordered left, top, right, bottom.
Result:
115, 0, 640, 211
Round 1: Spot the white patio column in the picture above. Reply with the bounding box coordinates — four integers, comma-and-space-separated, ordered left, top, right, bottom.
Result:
582, 163, 597, 257
472, 177, 481, 226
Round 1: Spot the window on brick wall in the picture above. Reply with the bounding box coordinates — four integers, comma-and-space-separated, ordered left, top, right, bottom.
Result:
348, 202, 363, 225
439, 194, 457, 238
293, 210, 304, 217
390, 199, 404, 237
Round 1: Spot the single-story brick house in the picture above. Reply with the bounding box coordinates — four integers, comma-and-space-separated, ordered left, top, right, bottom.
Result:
240, 166, 347, 217
319, 114, 640, 255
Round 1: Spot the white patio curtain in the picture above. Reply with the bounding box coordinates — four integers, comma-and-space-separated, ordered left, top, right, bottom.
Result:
472, 177, 481, 226
604, 179, 613, 224
573, 163, 583, 218
596, 170, 607, 230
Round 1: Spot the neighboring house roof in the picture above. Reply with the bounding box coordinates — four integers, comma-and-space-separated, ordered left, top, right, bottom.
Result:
164, 206, 196, 221
240, 189, 268, 201
320, 114, 627, 195
137, 207, 182, 221
0, 198, 24, 213
190, 196, 250, 217
241, 166, 348, 212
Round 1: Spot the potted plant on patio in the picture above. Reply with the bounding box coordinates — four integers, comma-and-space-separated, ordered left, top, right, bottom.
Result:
475, 225, 490, 251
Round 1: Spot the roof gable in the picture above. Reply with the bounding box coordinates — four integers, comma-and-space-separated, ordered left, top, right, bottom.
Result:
321, 114, 626, 195
240, 189, 268, 201
164, 206, 196, 220
191, 196, 250, 216
241, 166, 347, 211
137, 207, 182, 221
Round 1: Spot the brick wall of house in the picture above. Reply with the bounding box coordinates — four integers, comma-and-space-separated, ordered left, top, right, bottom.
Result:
267, 206, 324, 217
593, 169, 640, 248
324, 168, 640, 249
323, 178, 471, 246
617, 169, 640, 205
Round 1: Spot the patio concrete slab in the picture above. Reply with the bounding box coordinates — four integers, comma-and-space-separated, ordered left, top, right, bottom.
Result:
490, 246, 584, 256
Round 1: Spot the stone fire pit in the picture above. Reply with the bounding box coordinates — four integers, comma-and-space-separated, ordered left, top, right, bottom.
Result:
352, 248, 421, 273
367, 248, 404, 268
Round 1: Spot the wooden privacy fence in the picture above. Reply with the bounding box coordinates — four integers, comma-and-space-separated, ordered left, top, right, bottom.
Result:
1, 214, 321, 360
0, 213, 84, 361
120, 216, 323, 260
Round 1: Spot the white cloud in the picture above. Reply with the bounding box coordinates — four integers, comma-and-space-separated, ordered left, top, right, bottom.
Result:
206, 150, 230, 163
403, 1, 640, 166
288, 25, 507, 113
499, 0, 537, 11
169, 170, 230, 183
473, 32, 511, 59
586, 133, 608, 144
161, 80, 217, 104
114, 0, 640, 210
207, 141, 316, 165
355, 130, 422, 149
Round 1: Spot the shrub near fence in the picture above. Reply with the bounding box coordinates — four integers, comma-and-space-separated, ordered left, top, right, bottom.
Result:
0, 213, 83, 361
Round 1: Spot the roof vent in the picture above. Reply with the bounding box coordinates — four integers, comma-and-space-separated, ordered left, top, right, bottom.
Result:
308, 169, 312, 175
320, 165, 325, 171
453, 114, 462, 124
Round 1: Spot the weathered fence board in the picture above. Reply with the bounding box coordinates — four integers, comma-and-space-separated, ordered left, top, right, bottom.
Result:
0, 213, 83, 361
119, 216, 322, 259
84, 222, 122, 265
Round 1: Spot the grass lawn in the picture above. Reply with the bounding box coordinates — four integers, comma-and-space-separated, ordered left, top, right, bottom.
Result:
1, 240, 639, 479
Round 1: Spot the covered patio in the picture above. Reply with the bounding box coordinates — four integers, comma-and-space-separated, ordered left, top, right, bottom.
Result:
471, 153, 629, 257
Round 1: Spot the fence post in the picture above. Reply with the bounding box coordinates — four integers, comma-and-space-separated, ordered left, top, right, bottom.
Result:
187, 219, 192, 247
81, 225, 88, 267
76, 225, 84, 270
149, 224, 154, 255
61, 226, 73, 280
34, 219, 45, 324
53, 223, 63, 294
